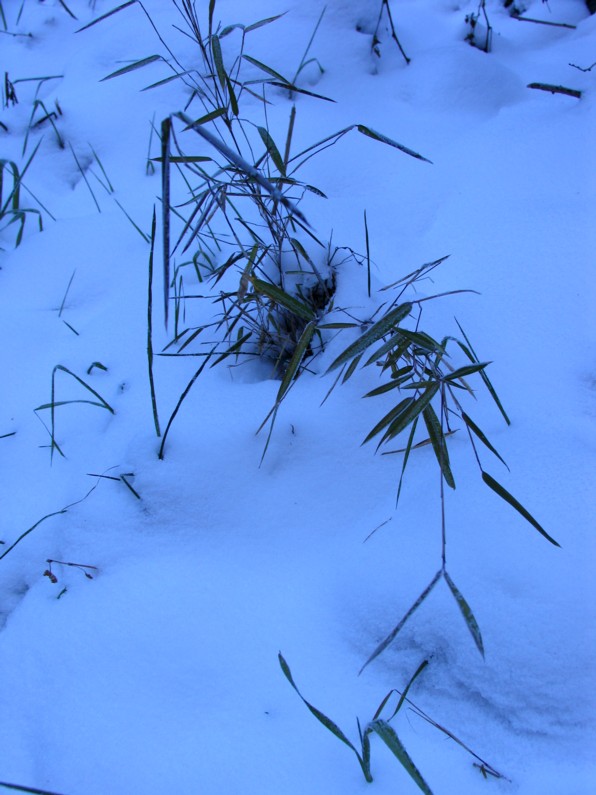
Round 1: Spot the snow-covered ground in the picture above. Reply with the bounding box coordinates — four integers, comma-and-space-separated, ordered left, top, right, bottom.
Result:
1, 1, 594, 793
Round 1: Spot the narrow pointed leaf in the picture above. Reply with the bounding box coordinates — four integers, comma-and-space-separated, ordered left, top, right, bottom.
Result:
368, 721, 433, 794
422, 405, 455, 488
455, 319, 510, 425
268, 81, 336, 102
276, 321, 316, 403
101, 55, 163, 81
242, 54, 287, 83
76, 0, 136, 32
396, 418, 418, 504
250, 278, 315, 321
363, 398, 413, 445
461, 412, 508, 468
226, 76, 239, 116
278, 653, 359, 754
184, 108, 227, 128
211, 35, 227, 89
379, 383, 440, 446
443, 572, 484, 657
481, 472, 560, 547
342, 354, 362, 384
356, 125, 432, 164
360, 570, 442, 673
444, 362, 491, 382
327, 303, 412, 373
257, 127, 286, 176
245, 13, 286, 33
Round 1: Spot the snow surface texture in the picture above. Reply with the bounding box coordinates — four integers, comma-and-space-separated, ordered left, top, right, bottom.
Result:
1, 1, 595, 793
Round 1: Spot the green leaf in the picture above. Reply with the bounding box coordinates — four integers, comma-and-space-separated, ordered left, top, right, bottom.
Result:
360, 570, 442, 673
245, 13, 286, 32
327, 303, 412, 373
362, 398, 414, 445
391, 328, 445, 354
276, 321, 316, 404
250, 278, 315, 321
183, 108, 227, 127
100, 55, 163, 81
364, 333, 408, 368
367, 721, 433, 794
226, 76, 239, 116
342, 354, 362, 384
0, 778, 70, 794
379, 383, 440, 446
278, 653, 366, 768
444, 362, 491, 382
356, 125, 433, 164
364, 376, 409, 398
455, 319, 510, 425
211, 35, 227, 90
396, 418, 418, 505
481, 472, 560, 547
76, 0, 136, 32
443, 572, 484, 657
268, 81, 336, 103
242, 54, 287, 83
461, 412, 508, 469
257, 127, 286, 176
422, 405, 455, 489
373, 659, 429, 721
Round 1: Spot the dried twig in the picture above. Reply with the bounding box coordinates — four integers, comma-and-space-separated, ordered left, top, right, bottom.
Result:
512, 16, 576, 29
527, 83, 582, 99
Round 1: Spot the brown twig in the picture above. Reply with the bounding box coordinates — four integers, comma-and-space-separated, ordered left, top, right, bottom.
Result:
527, 83, 582, 99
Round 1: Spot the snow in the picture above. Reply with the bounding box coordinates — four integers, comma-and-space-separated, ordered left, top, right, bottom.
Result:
1, 1, 594, 793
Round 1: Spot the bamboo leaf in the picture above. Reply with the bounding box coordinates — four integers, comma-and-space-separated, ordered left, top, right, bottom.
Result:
268, 81, 336, 103
396, 418, 418, 505
360, 570, 442, 673
76, 0, 136, 32
367, 721, 433, 794
444, 362, 491, 382
211, 35, 227, 90
481, 472, 560, 547
0, 778, 70, 794
276, 321, 316, 403
101, 55, 163, 82
226, 76, 239, 116
250, 278, 315, 321
245, 13, 286, 32
461, 412, 508, 469
422, 405, 455, 488
183, 108, 227, 127
443, 572, 484, 657
242, 54, 287, 83
356, 125, 433, 164
257, 127, 286, 176
363, 377, 407, 398
362, 398, 413, 445
455, 319, 510, 425
278, 653, 361, 755
327, 303, 412, 373
379, 383, 440, 446
342, 354, 362, 384
373, 659, 429, 722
